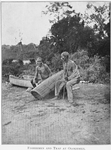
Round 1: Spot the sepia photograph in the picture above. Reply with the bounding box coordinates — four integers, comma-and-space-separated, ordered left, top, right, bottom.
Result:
1, 0, 110, 147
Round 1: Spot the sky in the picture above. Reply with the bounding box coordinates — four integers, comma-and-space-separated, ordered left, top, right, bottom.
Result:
1, 1, 107, 46
2, 1, 88, 45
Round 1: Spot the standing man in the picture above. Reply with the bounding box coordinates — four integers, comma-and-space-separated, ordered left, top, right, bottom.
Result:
26, 57, 52, 92
55, 52, 80, 103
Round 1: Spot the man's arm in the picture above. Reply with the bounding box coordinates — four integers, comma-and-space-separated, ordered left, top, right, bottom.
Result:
63, 63, 68, 81
33, 66, 38, 83
68, 62, 80, 80
45, 64, 52, 76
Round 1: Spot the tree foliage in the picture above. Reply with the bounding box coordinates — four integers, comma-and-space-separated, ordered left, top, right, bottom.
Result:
42, 2, 73, 23
50, 15, 96, 54
85, 4, 109, 30
84, 3, 110, 57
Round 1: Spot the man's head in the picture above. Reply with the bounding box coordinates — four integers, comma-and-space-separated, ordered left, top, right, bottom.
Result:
61, 51, 69, 62
36, 57, 42, 66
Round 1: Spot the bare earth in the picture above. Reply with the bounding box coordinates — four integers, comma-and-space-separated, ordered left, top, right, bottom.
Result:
2, 82, 110, 144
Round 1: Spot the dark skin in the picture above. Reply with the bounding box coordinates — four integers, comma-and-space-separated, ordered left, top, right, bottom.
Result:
33, 59, 43, 84
33, 59, 52, 85
61, 54, 77, 81
36, 60, 42, 67
61, 55, 69, 81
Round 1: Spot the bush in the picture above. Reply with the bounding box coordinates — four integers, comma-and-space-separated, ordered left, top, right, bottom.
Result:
2, 59, 13, 65
86, 55, 110, 83
30, 59, 35, 64
2, 60, 41, 82
2, 64, 23, 81
71, 50, 110, 83
51, 54, 63, 72
2, 49, 109, 84
23, 64, 36, 75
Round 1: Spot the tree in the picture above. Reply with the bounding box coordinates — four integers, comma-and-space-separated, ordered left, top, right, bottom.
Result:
42, 2, 73, 23
38, 37, 54, 63
84, 3, 109, 38
84, 3, 110, 57
50, 15, 95, 54
43, 2, 100, 55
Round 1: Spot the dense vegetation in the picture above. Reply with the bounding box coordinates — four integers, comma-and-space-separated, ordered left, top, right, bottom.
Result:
2, 2, 110, 84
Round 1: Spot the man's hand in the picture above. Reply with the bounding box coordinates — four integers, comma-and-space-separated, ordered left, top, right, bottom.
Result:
33, 78, 36, 84
64, 76, 68, 81
38, 80, 42, 84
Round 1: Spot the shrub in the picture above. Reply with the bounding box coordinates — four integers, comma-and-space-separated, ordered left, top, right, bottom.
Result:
51, 54, 63, 72
30, 59, 35, 64
2, 64, 24, 81
71, 50, 110, 83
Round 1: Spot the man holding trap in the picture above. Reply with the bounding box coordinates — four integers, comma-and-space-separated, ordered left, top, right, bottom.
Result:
26, 57, 52, 92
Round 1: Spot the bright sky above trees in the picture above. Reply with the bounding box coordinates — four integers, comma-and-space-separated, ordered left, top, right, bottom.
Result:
2, 1, 107, 45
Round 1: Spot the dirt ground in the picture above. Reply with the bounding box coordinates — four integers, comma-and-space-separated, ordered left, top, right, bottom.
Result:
2, 82, 110, 144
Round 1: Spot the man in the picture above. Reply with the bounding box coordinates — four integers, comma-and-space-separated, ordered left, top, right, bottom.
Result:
55, 51, 80, 103
26, 57, 52, 92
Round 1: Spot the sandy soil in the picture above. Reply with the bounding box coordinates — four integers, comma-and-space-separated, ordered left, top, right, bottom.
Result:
2, 82, 110, 144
